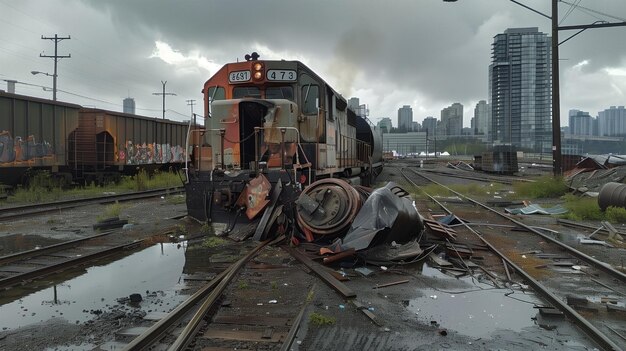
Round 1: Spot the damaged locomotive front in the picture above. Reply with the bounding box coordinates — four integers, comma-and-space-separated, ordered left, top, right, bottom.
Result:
185, 54, 384, 239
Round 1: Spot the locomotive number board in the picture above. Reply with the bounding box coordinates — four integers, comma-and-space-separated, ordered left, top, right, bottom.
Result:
229, 70, 251, 83
267, 70, 297, 81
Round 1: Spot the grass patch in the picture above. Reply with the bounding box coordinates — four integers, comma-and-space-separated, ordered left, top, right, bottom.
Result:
202, 236, 226, 248
238, 281, 249, 289
200, 223, 214, 236
605, 206, 626, 224
512, 176, 568, 199
5, 169, 184, 205
97, 202, 125, 222
309, 312, 336, 326
561, 194, 603, 221
306, 289, 314, 303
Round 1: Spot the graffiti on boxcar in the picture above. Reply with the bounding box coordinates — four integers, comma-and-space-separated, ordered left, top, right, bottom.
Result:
121, 140, 185, 165
0, 131, 54, 164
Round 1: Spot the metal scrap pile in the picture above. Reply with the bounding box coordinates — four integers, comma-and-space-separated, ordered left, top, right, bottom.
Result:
565, 154, 626, 194
293, 179, 427, 264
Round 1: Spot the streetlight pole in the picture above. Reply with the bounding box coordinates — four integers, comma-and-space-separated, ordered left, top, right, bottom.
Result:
31, 71, 55, 99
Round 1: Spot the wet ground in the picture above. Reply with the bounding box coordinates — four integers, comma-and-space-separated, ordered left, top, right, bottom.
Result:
0, 162, 618, 350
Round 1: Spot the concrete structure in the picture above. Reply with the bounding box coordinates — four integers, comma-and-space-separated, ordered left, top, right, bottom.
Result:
489, 27, 551, 152
473, 100, 489, 136
598, 106, 626, 136
123, 97, 136, 115
378, 117, 393, 134
411, 121, 420, 132
382, 131, 428, 155
422, 116, 437, 137
397, 105, 413, 132
441, 103, 463, 136
568, 109, 594, 136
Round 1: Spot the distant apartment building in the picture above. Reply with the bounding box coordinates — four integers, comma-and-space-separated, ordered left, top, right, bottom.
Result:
422, 116, 437, 137
473, 100, 489, 136
441, 103, 463, 136
123, 97, 136, 114
598, 106, 626, 136
489, 27, 551, 152
568, 109, 594, 136
378, 117, 393, 133
397, 105, 413, 131
411, 121, 420, 132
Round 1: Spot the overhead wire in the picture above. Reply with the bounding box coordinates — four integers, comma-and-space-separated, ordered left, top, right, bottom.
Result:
560, 0, 626, 22
0, 1, 186, 112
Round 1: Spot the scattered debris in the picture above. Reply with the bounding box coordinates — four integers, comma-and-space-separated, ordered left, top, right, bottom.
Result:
372, 280, 410, 289
505, 204, 567, 215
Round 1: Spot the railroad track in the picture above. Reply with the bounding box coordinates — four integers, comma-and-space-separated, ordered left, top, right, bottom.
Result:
0, 186, 185, 221
402, 168, 626, 351
0, 229, 172, 290
111, 237, 313, 351
415, 167, 534, 184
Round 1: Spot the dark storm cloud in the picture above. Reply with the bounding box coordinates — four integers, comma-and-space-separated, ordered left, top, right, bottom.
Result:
3, 0, 626, 123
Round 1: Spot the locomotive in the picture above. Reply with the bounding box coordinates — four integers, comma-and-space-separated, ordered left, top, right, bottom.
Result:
185, 54, 383, 238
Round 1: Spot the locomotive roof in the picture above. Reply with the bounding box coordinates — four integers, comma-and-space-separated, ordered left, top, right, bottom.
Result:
203, 59, 347, 104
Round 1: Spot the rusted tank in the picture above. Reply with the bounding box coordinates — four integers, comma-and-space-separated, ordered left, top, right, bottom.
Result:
598, 182, 626, 210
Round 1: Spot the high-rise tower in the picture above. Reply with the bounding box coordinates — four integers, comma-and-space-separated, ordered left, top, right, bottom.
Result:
489, 27, 551, 152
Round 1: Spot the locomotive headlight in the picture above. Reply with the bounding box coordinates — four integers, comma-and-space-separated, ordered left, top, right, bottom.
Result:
252, 62, 264, 80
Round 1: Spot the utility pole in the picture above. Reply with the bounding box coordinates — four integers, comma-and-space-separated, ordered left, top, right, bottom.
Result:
152, 81, 176, 119
39, 34, 71, 101
186, 99, 196, 126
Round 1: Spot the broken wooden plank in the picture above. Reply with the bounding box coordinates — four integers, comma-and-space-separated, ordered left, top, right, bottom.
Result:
351, 300, 382, 326
283, 246, 356, 299
212, 315, 292, 327
203, 329, 286, 343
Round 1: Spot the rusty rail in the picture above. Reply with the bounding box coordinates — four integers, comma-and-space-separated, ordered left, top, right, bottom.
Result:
402, 168, 623, 351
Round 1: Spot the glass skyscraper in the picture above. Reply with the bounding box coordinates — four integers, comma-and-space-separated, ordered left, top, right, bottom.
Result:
489, 27, 551, 152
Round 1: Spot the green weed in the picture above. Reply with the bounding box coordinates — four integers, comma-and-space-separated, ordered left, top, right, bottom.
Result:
605, 206, 626, 224
512, 176, 568, 199
202, 236, 226, 248
97, 202, 126, 222
238, 281, 249, 289
309, 312, 336, 326
561, 194, 603, 221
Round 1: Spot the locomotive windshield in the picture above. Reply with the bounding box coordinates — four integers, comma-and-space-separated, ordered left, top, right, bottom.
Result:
265, 86, 294, 100
233, 86, 261, 98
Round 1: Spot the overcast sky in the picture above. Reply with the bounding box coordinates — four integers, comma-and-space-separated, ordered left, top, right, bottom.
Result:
1, 0, 625, 128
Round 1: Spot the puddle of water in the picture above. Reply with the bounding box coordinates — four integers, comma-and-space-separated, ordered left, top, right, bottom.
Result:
407, 279, 541, 338
0, 234, 65, 255
0, 242, 186, 331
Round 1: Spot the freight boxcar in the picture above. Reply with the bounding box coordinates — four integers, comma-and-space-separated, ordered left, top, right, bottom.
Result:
0, 92, 190, 185
0, 91, 80, 185
71, 108, 189, 183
